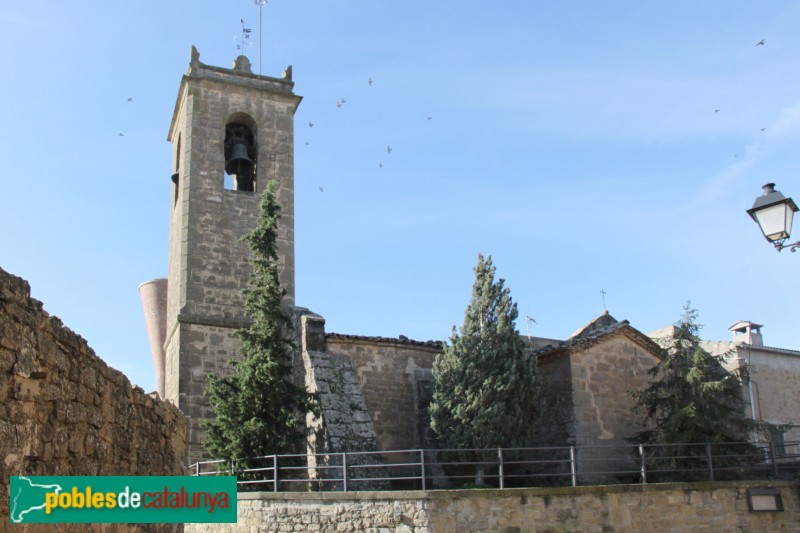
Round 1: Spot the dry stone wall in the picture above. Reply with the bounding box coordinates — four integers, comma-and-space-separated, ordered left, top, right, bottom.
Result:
0, 267, 186, 524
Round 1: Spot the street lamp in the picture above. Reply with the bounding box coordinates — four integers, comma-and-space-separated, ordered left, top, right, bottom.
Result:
746, 183, 799, 253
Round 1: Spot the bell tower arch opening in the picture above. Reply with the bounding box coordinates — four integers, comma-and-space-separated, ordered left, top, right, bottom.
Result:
223, 115, 257, 192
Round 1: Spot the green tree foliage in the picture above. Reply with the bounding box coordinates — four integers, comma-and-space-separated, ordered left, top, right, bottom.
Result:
203, 181, 316, 471
631, 304, 775, 480
429, 254, 539, 484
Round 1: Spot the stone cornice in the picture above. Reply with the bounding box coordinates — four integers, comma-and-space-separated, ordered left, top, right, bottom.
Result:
326, 332, 443, 352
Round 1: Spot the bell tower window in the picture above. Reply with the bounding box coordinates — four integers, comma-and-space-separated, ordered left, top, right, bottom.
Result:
172, 134, 181, 206
224, 122, 256, 192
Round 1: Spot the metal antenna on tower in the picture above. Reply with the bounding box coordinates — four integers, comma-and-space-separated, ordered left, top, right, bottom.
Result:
600, 289, 607, 311
254, 0, 268, 75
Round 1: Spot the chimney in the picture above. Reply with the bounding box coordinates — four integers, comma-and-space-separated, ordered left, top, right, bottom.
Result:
729, 321, 764, 347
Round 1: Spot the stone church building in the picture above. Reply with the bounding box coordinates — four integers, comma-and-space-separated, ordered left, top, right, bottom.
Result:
138, 47, 447, 463
139, 48, 799, 466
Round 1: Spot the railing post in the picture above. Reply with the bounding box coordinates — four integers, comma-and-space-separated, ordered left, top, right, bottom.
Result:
498, 448, 505, 489
769, 440, 779, 478
195, 462, 200, 477
273, 455, 278, 493
570, 446, 577, 487
639, 444, 647, 484
342, 452, 348, 492
419, 450, 427, 491
705, 443, 714, 482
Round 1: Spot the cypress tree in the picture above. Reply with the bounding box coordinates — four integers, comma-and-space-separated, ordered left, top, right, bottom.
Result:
631, 304, 776, 479
429, 254, 539, 485
203, 180, 316, 471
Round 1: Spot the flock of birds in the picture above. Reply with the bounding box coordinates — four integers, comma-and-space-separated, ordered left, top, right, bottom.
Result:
712, 38, 772, 160
305, 38, 772, 194
116, 72, 430, 195
117, 73, 429, 193
116, 37, 771, 188
301, 74, 435, 194
117, 98, 135, 136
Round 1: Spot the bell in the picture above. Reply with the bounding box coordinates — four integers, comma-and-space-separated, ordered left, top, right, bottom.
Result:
225, 142, 254, 175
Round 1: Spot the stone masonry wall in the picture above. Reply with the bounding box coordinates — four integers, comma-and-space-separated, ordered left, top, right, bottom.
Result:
748, 347, 800, 443
303, 348, 380, 455
535, 349, 575, 447
326, 336, 441, 452
0, 267, 186, 524
186, 480, 800, 533
169, 321, 244, 465
568, 332, 658, 479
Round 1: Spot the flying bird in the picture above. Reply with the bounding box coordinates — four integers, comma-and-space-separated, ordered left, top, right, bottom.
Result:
427, 116, 432, 120
715, 109, 720, 113
386, 146, 392, 154
118, 133, 124, 136
341, 98, 347, 104
378, 163, 383, 169
368, 77, 373, 86
305, 142, 310, 145
318, 186, 324, 192
756, 39, 765, 46
336, 101, 342, 109
760, 128, 766, 132
308, 122, 314, 127
127, 97, 133, 102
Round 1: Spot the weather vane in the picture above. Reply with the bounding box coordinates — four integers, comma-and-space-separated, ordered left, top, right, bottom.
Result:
524, 315, 537, 349
254, 0, 268, 75
235, 18, 254, 55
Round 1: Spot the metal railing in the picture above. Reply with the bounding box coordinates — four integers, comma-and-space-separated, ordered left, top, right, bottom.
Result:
189, 440, 800, 492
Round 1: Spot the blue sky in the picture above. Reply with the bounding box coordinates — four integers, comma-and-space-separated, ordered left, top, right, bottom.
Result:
1, 1, 799, 393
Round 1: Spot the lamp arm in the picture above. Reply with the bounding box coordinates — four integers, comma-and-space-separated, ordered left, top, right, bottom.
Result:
775, 241, 800, 253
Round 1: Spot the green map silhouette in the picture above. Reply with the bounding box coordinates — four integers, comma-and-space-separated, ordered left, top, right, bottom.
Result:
10, 477, 63, 523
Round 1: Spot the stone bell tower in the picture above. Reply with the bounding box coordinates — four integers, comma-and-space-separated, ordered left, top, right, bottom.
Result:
163, 47, 301, 462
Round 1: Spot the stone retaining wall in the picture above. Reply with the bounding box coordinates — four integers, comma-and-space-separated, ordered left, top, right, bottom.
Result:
0, 267, 186, 527
187, 480, 799, 533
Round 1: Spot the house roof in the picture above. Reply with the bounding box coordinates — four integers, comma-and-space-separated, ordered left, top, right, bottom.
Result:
533, 316, 663, 361
734, 343, 800, 357
569, 310, 620, 339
